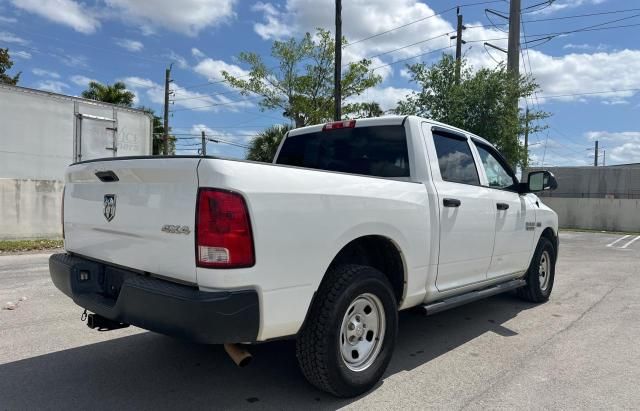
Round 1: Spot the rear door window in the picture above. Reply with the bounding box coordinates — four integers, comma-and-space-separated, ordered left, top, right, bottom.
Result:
432, 131, 480, 185
276, 125, 409, 178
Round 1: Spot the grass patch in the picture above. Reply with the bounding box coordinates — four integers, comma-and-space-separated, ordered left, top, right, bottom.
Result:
0, 239, 63, 253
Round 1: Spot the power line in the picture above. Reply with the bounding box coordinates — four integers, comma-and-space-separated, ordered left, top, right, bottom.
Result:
346, 0, 505, 47
539, 88, 640, 99
471, 6, 640, 28
366, 32, 454, 60
370, 45, 455, 71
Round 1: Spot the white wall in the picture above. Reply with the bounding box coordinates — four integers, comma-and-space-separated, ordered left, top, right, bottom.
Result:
0, 88, 75, 181
542, 197, 640, 232
0, 179, 64, 240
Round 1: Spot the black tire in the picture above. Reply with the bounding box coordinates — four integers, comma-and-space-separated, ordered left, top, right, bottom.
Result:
517, 236, 556, 303
296, 264, 398, 397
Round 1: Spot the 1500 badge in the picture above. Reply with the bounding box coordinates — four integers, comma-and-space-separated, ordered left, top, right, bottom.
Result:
161, 225, 191, 235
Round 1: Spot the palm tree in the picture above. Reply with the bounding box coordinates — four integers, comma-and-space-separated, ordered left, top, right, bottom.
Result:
81, 81, 135, 107
246, 124, 294, 162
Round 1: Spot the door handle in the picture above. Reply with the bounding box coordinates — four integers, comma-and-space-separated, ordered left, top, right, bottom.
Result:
443, 198, 461, 208
497, 202, 509, 210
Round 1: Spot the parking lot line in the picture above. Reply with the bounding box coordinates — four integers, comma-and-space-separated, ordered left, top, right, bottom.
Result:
620, 235, 640, 249
607, 235, 630, 247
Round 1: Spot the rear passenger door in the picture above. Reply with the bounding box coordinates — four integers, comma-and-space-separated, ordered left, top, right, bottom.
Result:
424, 126, 496, 292
472, 140, 535, 278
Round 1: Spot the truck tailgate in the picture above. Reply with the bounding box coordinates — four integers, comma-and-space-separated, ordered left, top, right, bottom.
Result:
63, 157, 201, 284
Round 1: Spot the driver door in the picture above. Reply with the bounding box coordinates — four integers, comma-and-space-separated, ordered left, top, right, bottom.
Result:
472, 140, 536, 279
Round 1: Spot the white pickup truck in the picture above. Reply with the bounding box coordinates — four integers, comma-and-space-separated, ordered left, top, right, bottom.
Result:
50, 115, 559, 397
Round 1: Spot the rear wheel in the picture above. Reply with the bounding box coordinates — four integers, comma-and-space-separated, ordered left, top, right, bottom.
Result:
296, 264, 398, 397
517, 236, 556, 303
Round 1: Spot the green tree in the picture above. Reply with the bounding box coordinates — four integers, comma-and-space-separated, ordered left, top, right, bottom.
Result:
0, 48, 20, 85
395, 55, 549, 167
138, 106, 176, 155
222, 29, 382, 127
246, 124, 293, 162
344, 101, 384, 119
81, 81, 135, 107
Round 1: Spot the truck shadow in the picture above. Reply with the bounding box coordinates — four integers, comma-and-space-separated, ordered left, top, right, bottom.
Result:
0, 293, 536, 410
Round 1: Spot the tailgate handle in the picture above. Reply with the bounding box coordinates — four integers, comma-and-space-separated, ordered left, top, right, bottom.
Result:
95, 170, 119, 182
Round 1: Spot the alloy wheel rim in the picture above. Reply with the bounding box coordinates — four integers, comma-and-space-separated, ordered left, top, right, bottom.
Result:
339, 293, 386, 372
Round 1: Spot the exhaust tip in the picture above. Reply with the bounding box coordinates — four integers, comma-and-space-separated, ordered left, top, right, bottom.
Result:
224, 343, 253, 367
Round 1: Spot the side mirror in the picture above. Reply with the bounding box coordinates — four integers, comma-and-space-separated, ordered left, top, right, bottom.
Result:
526, 170, 558, 193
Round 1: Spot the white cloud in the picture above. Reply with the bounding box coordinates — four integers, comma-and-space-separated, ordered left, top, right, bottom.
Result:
194, 58, 249, 83
115, 38, 144, 52
399, 68, 412, 79
525, 49, 640, 103
251, 2, 293, 40
562, 43, 609, 52
532, 0, 608, 15
32, 68, 60, 78
105, 0, 236, 36
164, 50, 188, 69
346, 86, 414, 111
0, 31, 28, 45
12, 50, 31, 59
0, 16, 17, 24
36, 80, 70, 94
51, 51, 89, 68
121, 76, 156, 89
70, 75, 99, 87
192, 47, 205, 59
11, 0, 99, 34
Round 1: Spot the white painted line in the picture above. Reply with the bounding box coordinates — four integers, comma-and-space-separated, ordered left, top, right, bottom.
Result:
607, 235, 630, 247
620, 235, 640, 249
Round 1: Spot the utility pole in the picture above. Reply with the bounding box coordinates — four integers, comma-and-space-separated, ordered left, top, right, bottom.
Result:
602, 150, 606, 166
524, 108, 529, 166
334, 0, 342, 121
451, 9, 466, 83
201, 130, 206, 156
507, 0, 521, 75
163, 64, 173, 156
594, 140, 599, 167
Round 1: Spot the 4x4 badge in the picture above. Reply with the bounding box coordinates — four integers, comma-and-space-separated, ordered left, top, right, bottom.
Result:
103, 194, 116, 222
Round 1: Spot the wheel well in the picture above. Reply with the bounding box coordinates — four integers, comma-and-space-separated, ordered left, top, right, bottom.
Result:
541, 227, 558, 253
327, 235, 405, 305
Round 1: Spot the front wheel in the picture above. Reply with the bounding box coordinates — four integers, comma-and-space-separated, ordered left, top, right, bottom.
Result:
517, 236, 556, 303
296, 264, 398, 397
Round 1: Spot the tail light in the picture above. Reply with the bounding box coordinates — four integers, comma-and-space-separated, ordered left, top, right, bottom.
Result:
322, 120, 356, 131
61, 185, 65, 239
196, 188, 255, 268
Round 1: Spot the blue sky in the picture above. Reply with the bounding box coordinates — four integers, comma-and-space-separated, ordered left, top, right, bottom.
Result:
1, 0, 639, 165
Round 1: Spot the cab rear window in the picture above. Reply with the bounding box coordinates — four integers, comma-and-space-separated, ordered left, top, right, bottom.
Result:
275, 125, 409, 178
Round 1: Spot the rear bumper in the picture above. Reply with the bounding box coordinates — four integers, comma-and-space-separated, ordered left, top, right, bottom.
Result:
49, 253, 259, 344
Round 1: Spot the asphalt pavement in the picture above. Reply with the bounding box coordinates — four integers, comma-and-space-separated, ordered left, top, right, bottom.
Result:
0, 231, 639, 410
